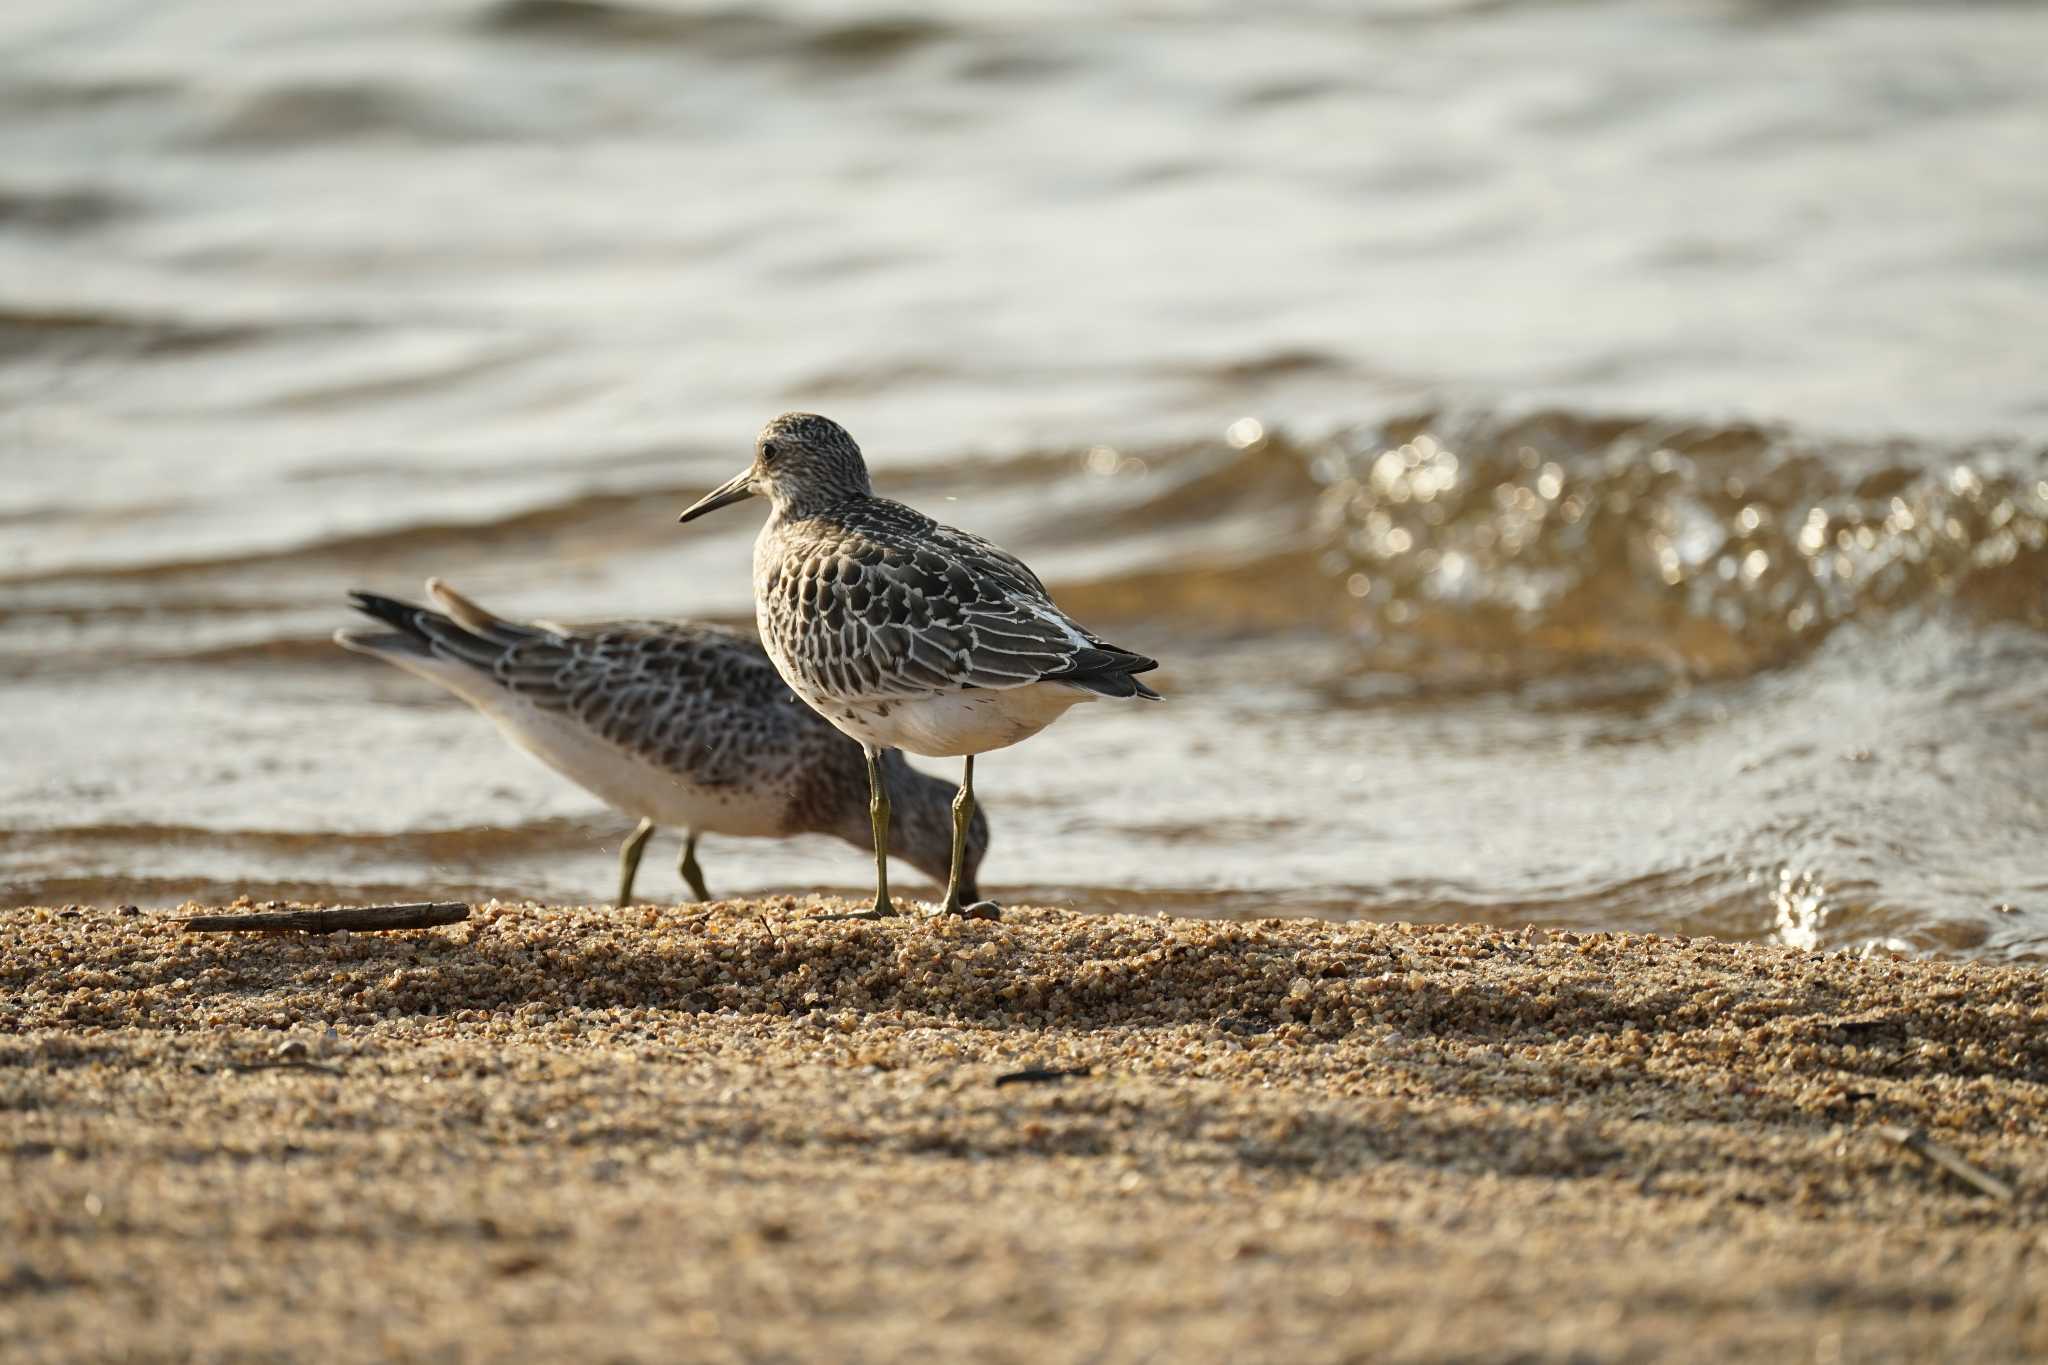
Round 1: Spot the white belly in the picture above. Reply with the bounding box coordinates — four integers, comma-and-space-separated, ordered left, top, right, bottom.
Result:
810, 683, 1093, 758
475, 698, 793, 837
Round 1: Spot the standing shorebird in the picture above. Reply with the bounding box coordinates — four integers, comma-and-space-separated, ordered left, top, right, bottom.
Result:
677, 413, 1160, 919
334, 579, 988, 906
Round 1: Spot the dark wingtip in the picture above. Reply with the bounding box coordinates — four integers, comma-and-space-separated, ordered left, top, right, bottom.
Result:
1055, 641, 1163, 699
347, 590, 431, 638
1061, 666, 1165, 701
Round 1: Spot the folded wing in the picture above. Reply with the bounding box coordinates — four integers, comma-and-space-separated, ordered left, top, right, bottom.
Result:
765, 503, 1161, 702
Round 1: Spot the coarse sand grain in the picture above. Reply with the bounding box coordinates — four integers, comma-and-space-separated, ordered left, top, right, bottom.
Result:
4, 899, 2046, 1362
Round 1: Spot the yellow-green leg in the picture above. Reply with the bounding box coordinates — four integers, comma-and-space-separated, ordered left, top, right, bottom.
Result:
820, 746, 899, 920
932, 757, 998, 920
616, 817, 655, 907
678, 831, 709, 903
936, 755, 976, 915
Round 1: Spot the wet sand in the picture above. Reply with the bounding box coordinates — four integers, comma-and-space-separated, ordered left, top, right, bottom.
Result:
5, 900, 2045, 1362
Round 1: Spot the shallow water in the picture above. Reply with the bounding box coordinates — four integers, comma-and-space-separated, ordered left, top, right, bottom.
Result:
3, 0, 2044, 954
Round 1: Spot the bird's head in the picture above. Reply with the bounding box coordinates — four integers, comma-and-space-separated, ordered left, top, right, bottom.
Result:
677, 412, 873, 525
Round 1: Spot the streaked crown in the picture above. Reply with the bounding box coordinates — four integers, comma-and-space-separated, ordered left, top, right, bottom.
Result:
755, 413, 873, 515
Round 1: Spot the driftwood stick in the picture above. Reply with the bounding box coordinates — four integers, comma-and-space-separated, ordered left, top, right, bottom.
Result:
177, 903, 469, 935
218, 1059, 348, 1077
994, 1066, 1093, 1088
1878, 1125, 2016, 1203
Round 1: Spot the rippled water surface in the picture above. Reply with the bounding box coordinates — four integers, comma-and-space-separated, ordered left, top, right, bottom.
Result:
3, 0, 2045, 954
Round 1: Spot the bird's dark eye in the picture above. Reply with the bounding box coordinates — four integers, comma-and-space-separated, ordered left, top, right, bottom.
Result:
761, 440, 780, 463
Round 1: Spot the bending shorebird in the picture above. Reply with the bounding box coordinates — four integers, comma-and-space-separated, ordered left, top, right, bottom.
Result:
333, 579, 988, 906
677, 413, 1160, 919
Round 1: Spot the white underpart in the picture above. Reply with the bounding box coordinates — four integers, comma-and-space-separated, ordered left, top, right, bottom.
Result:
824, 597, 1127, 757
817, 681, 1097, 758
346, 643, 792, 837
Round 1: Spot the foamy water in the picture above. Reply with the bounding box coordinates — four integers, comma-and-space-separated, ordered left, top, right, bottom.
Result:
3, 0, 2044, 953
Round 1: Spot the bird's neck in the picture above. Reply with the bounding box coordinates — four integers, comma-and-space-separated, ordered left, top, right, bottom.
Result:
767, 487, 869, 526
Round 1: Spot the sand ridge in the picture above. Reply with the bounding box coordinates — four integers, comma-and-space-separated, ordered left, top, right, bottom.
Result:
4, 900, 2046, 1361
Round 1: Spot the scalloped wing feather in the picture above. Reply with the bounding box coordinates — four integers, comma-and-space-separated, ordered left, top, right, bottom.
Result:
761, 499, 1158, 704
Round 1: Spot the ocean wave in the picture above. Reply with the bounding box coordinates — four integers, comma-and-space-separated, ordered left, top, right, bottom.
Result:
1303, 411, 2047, 681
0, 182, 129, 232
9, 405, 2042, 697
1047, 412, 2047, 687
192, 80, 510, 148
0, 306, 270, 360
478, 0, 950, 67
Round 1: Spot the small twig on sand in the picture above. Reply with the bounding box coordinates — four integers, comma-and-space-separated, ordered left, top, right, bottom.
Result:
218, 1059, 348, 1077
1879, 1125, 2016, 1203
177, 903, 470, 934
995, 1066, 1093, 1088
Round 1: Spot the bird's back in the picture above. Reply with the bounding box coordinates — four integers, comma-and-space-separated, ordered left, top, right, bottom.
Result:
337, 581, 853, 815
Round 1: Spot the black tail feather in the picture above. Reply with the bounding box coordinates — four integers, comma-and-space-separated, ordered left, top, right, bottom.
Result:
345, 591, 510, 671
1062, 669, 1164, 701
1053, 639, 1163, 701
347, 591, 432, 639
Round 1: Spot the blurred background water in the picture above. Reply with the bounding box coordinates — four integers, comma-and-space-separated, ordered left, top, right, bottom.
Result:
2, 0, 2044, 954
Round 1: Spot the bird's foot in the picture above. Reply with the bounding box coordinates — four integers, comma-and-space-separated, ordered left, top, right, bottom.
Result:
929, 899, 1001, 922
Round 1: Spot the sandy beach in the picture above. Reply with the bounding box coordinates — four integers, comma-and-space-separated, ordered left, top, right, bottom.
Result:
4, 899, 2044, 1362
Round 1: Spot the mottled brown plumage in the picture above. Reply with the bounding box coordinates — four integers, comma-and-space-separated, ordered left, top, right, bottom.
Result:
335, 579, 987, 905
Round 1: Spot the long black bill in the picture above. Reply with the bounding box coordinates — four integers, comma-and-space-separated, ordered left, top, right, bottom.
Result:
677, 469, 758, 524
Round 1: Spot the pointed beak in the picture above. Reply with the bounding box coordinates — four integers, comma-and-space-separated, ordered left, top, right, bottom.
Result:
677, 469, 758, 524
